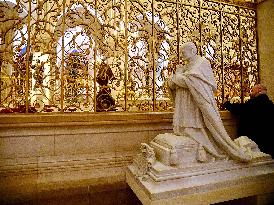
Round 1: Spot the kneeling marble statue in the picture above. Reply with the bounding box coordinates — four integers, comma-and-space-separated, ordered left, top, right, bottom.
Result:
131, 42, 271, 181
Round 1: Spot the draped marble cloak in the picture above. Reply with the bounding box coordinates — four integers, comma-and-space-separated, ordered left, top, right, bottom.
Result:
168, 56, 251, 162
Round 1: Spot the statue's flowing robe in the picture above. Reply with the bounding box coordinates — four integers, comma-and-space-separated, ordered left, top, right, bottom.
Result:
169, 56, 251, 162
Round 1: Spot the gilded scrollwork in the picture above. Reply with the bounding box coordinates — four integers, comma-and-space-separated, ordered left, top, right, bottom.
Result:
0, 0, 259, 113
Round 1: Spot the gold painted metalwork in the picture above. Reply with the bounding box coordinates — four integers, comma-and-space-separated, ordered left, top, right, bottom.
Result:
0, 0, 258, 113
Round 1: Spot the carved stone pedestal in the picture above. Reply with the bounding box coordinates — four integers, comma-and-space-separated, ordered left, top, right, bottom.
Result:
126, 162, 274, 205
126, 133, 274, 205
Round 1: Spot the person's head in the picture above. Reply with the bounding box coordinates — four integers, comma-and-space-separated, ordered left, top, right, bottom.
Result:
250, 84, 267, 98
180, 42, 198, 60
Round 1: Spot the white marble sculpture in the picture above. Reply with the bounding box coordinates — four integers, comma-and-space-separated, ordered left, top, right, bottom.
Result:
130, 42, 271, 182
167, 41, 252, 162
127, 42, 274, 205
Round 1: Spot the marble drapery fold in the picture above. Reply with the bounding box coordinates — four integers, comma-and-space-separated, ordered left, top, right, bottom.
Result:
168, 56, 251, 162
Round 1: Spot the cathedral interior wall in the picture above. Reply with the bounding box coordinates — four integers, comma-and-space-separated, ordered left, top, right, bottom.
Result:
257, 0, 274, 101
0, 112, 237, 203
0, 0, 274, 204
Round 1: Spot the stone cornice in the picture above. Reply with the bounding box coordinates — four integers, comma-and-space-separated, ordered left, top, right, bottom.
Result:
0, 111, 233, 128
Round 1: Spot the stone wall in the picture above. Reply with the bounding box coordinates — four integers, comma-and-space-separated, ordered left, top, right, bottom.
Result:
257, 0, 274, 101
0, 112, 237, 203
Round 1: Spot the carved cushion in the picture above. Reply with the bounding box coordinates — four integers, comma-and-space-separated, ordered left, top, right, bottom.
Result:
152, 133, 196, 149
150, 133, 198, 166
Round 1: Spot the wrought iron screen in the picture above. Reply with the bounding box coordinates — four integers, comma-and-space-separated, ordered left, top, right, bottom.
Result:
0, 0, 258, 113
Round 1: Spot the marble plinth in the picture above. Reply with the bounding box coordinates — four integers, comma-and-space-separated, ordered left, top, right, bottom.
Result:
126, 162, 274, 205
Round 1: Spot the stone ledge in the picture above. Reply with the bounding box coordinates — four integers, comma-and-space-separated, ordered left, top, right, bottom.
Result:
0, 112, 173, 125
0, 111, 234, 126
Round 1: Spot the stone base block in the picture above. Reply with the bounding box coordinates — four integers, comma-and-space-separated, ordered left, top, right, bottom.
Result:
126, 162, 274, 205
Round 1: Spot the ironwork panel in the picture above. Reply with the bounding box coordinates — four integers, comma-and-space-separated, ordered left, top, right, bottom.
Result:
26, 0, 63, 112
179, 4, 200, 49
126, 0, 153, 111
0, 0, 259, 113
200, 7, 223, 108
59, 1, 97, 112
0, 0, 28, 111
222, 12, 242, 105
96, 0, 126, 112
153, 0, 177, 111
240, 15, 258, 100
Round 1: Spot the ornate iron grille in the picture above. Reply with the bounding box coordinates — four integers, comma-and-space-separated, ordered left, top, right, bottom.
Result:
0, 0, 258, 113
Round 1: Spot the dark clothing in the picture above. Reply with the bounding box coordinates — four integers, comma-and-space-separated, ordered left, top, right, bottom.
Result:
224, 94, 274, 157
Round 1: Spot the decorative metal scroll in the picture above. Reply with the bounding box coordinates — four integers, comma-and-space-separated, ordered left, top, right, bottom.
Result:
0, 0, 258, 113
